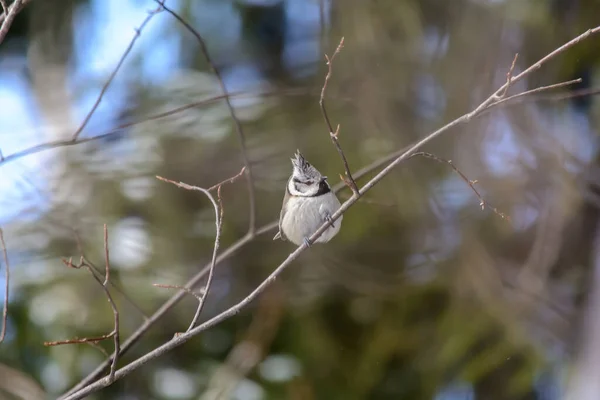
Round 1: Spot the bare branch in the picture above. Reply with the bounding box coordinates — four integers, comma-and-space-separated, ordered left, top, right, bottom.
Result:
153, 284, 204, 302
0, 0, 28, 45
71, 6, 163, 141
72, 228, 149, 319
156, 0, 257, 234
155, 176, 222, 332
319, 37, 359, 195
61, 26, 600, 400
154, 167, 242, 332
0, 228, 9, 343
46, 227, 120, 383
485, 78, 582, 110
498, 53, 519, 98
408, 152, 509, 220
103, 225, 119, 382
207, 166, 246, 192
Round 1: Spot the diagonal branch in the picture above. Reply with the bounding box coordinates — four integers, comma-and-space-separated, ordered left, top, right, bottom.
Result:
71, 6, 163, 141
156, 0, 257, 235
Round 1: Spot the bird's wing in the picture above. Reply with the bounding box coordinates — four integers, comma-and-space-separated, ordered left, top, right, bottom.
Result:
273, 187, 290, 241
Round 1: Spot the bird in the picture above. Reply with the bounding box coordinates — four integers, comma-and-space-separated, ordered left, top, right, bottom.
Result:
273, 150, 343, 246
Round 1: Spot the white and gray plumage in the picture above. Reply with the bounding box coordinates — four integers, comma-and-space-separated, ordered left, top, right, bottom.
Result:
273, 150, 342, 246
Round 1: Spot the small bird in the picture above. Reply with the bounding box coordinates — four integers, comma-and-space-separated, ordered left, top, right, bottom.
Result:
273, 150, 342, 246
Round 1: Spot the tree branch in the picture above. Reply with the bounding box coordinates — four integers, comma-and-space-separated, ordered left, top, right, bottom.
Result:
61, 25, 600, 400
45, 225, 120, 383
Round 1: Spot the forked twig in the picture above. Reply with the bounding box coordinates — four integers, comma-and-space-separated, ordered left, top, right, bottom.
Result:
498, 53, 519, 98
45, 226, 120, 382
155, 167, 243, 332
156, 0, 257, 234
0, 228, 9, 343
319, 37, 359, 195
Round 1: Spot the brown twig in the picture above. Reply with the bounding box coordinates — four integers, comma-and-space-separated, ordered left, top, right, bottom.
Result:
0, 228, 9, 343
208, 166, 246, 192
498, 53, 519, 98
46, 226, 120, 383
319, 37, 359, 195
45, 333, 116, 347
153, 284, 204, 302
409, 152, 509, 220
71, 6, 162, 141
62, 26, 600, 399
156, 0, 257, 235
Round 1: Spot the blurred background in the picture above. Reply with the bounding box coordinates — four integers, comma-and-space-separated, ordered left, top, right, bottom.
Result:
1, 0, 600, 399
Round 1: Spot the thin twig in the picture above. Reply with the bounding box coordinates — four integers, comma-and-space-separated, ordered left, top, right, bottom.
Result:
46, 227, 120, 383
71, 6, 162, 141
153, 284, 204, 302
498, 53, 519, 98
72, 228, 149, 320
0, 228, 9, 343
485, 78, 582, 111
103, 225, 119, 382
45, 333, 115, 347
61, 26, 600, 399
0, 0, 24, 45
409, 152, 509, 220
208, 167, 246, 192
319, 37, 359, 195
156, 0, 257, 234
155, 171, 238, 332
103, 225, 110, 285
0, 0, 7, 16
